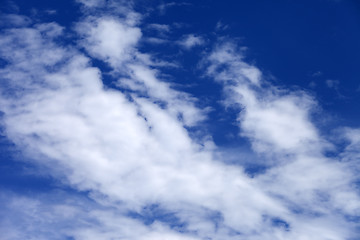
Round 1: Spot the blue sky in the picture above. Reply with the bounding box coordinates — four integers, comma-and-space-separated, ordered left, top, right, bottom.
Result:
0, 0, 360, 239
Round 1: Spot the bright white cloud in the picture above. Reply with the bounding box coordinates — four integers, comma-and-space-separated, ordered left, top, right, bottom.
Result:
0, 16, 285, 240
75, 13, 205, 127
0, 3, 359, 240
76, 17, 142, 67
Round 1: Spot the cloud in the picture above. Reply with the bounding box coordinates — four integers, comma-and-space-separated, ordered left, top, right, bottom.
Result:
74, 13, 206, 127
0, 14, 32, 27
203, 41, 360, 238
215, 21, 229, 31
0, 190, 202, 240
309, 81, 317, 88
326, 79, 340, 89
1, 0, 20, 13
325, 79, 346, 98
178, 34, 205, 50
145, 23, 171, 41
0, 3, 359, 240
311, 71, 323, 77
76, 0, 105, 8
44, 9, 57, 15
0, 15, 285, 239
147, 23, 170, 33
144, 37, 169, 44
76, 17, 142, 67
158, 2, 192, 15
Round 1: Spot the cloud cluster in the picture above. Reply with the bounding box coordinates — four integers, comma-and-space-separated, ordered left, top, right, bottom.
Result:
0, 1, 359, 240
204, 41, 360, 238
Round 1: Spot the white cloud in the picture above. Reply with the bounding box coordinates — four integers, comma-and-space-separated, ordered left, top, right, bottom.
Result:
206, 42, 320, 154
0, 191, 202, 240
205, 42, 261, 87
0, 4, 359, 240
0, 19, 286, 239
75, 14, 204, 127
76, 17, 142, 67
203, 41, 360, 238
178, 34, 205, 50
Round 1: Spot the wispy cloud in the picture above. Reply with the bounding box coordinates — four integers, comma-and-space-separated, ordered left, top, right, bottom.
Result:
215, 21, 229, 31
178, 34, 205, 50
158, 2, 192, 15
0, 14, 31, 27
144, 37, 169, 44
326, 79, 340, 89
311, 71, 323, 77
0, 190, 201, 240
147, 23, 171, 33
76, 0, 105, 8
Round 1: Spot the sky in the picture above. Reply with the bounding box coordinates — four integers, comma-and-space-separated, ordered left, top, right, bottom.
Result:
0, 0, 360, 239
